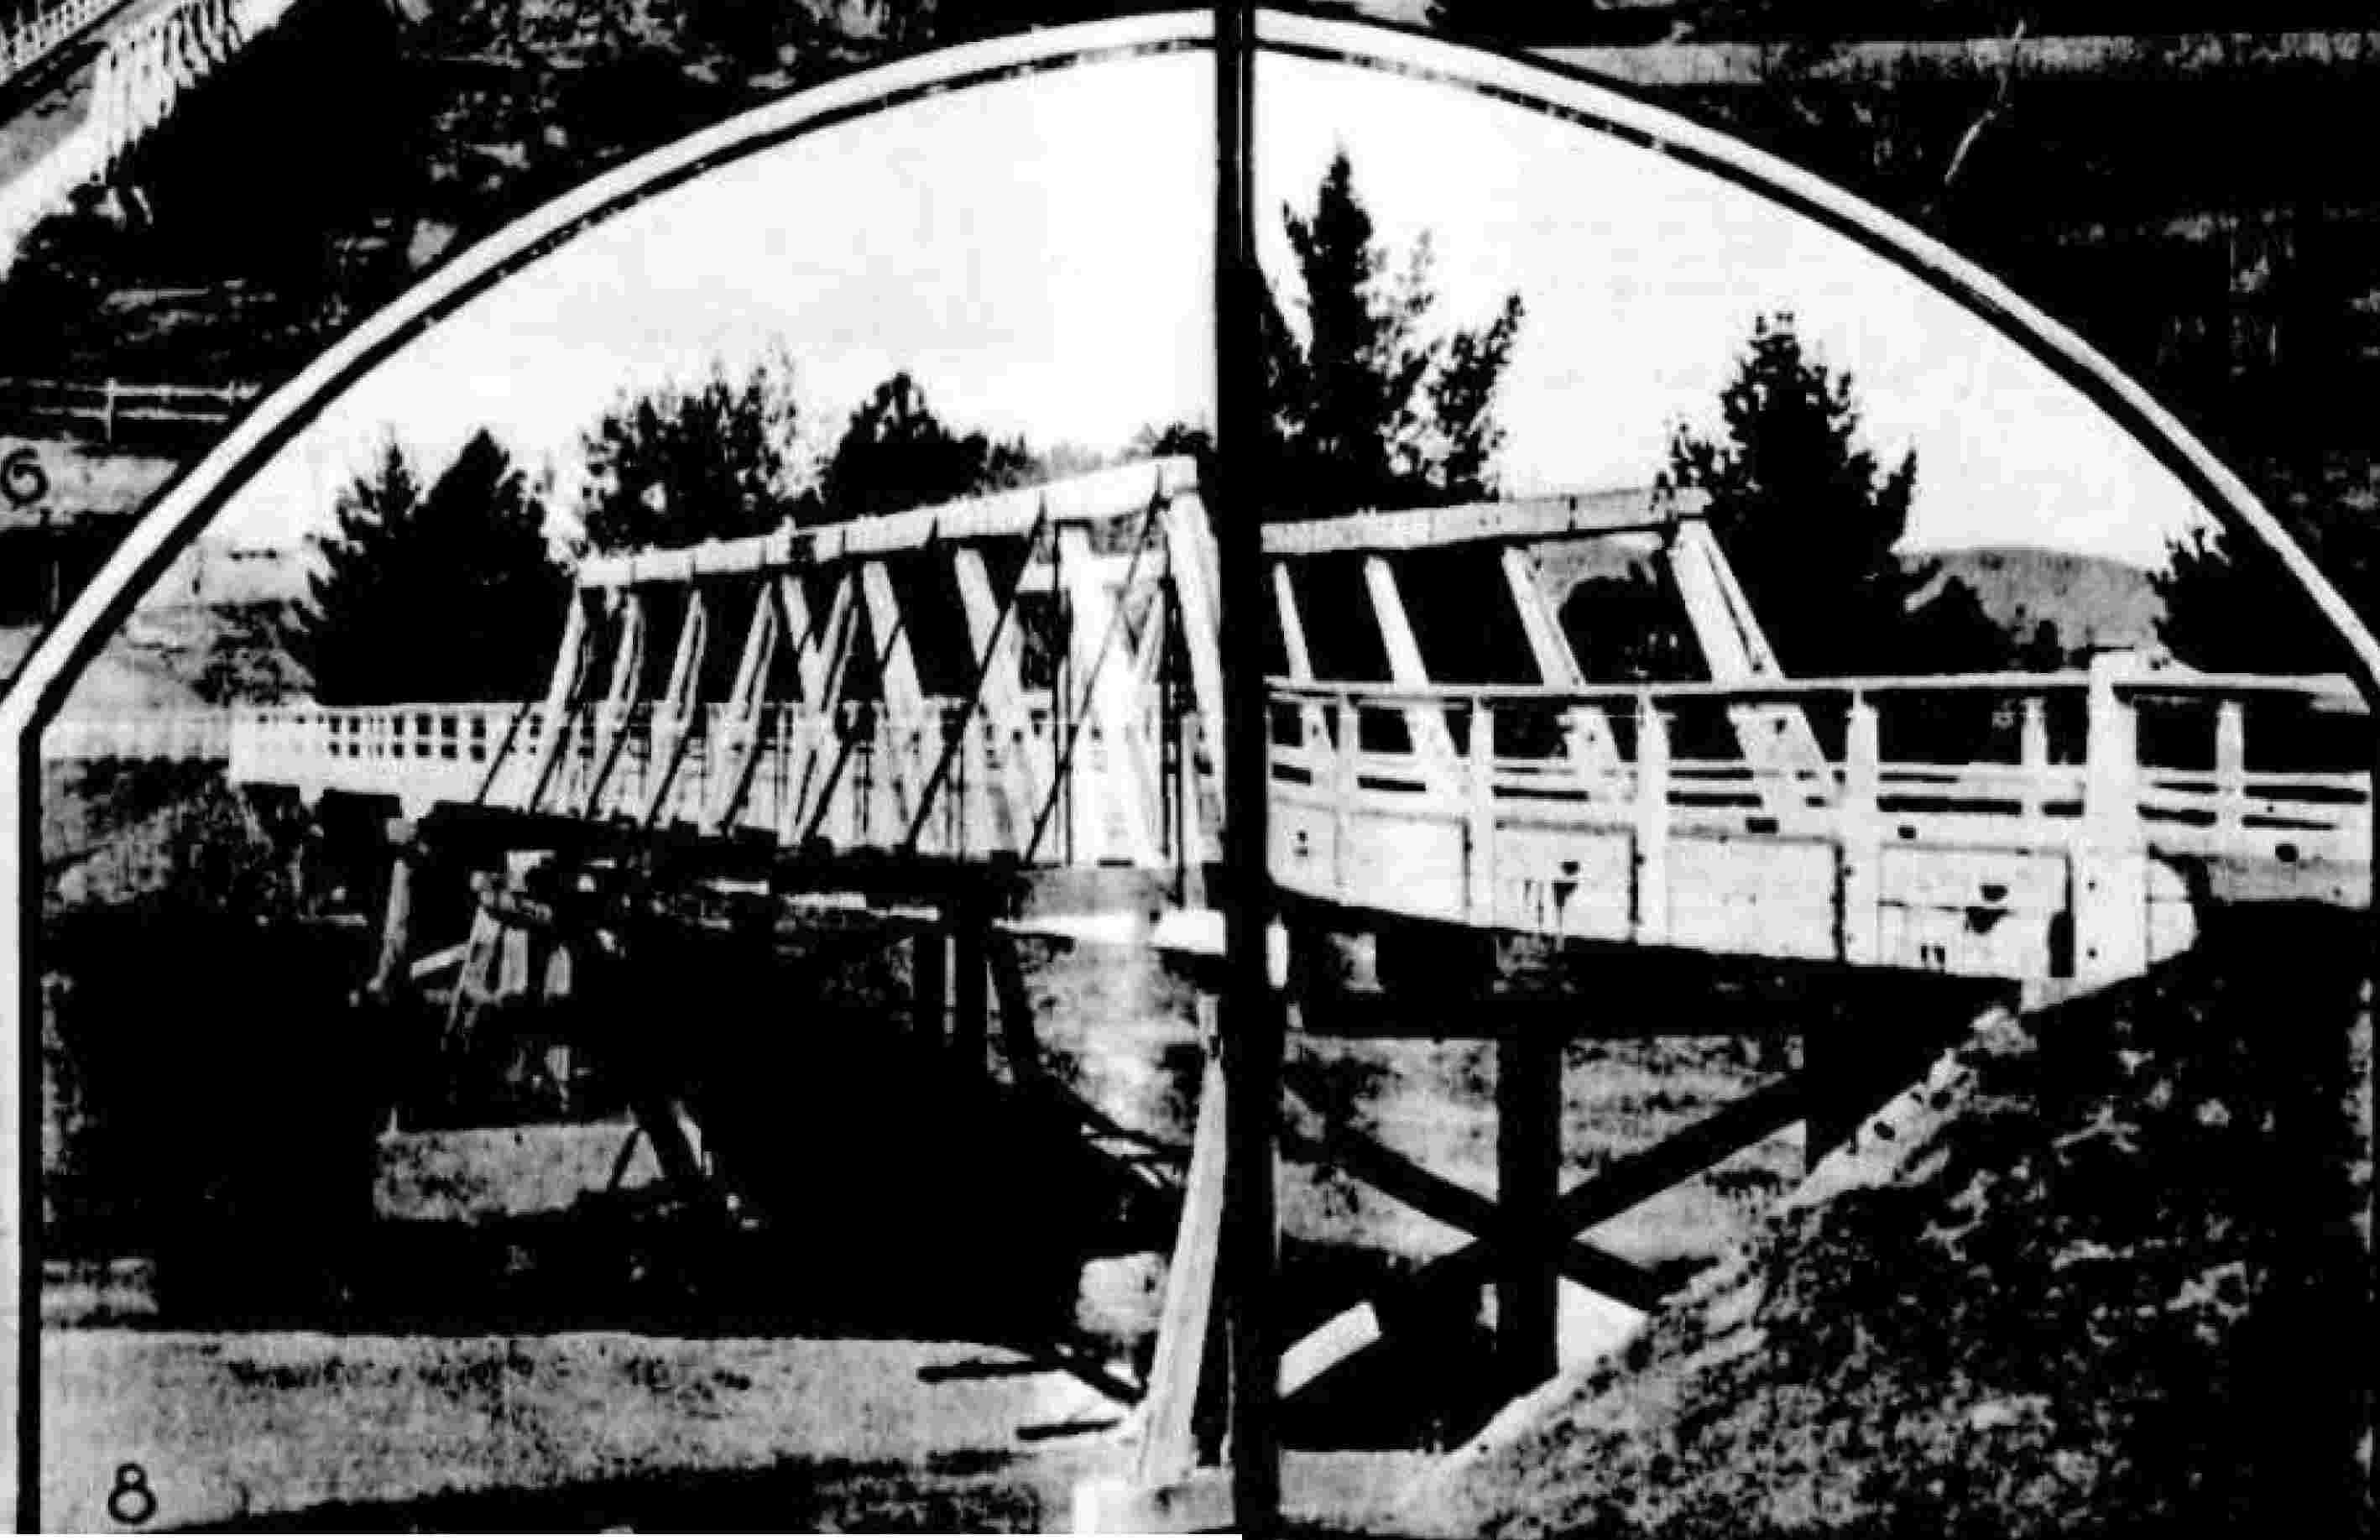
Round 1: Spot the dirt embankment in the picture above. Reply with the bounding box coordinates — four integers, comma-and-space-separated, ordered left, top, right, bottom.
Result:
1414, 903, 2372, 1538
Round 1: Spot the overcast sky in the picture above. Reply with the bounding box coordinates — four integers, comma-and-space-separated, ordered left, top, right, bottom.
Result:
1256, 52, 2212, 569
196, 38, 2212, 577
207, 49, 1217, 556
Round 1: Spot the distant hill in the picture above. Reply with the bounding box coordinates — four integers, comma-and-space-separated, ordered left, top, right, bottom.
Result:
1532, 538, 2164, 666
1916, 546, 2165, 658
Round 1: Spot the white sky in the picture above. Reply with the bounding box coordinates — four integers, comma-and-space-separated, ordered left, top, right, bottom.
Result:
209, 51, 1218, 553
1256, 53, 2212, 569
197, 39, 2211, 576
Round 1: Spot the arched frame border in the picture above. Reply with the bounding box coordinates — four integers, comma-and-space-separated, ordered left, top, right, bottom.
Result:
7, 8, 2377, 1518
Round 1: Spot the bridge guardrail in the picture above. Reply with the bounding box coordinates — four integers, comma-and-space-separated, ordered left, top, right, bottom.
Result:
1264, 667, 2374, 864
222, 665, 2372, 983
42, 709, 231, 761
228, 699, 1203, 864
227, 666, 2377, 869
0, 0, 114, 89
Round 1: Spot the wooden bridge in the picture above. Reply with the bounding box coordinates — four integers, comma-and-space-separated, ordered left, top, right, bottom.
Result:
229, 457, 2372, 989
205, 456, 2375, 1527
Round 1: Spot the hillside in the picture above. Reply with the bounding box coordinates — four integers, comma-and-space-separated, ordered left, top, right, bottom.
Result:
1533, 540, 2165, 667
1412, 901, 2371, 1537
1919, 545, 2163, 657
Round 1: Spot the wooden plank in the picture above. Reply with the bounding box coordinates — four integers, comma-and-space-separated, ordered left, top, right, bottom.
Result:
1280, 1082, 1662, 1310
519, 593, 593, 811
1633, 700, 1670, 946
639, 590, 711, 825
1501, 545, 1621, 771
985, 929, 1046, 1088
1362, 555, 1461, 775
786, 574, 864, 843
603, 591, 648, 711
861, 561, 925, 715
2075, 657, 2150, 983
364, 843, 422, 1005
1048, 523, 1161, 866
1466, 703, 1497, 922
1664, 520, 1831, 812
578, 592, 649, 818
2215, 699, 2247, 835
707, 577, 786, 834
1270, 560, 1333, 763
1839, 697, 1882, 965
937, 538, 1041, 848
1135, 1037, 1229, 1488
576, 457, 1198, 587
1261, 487, 1701, 556
1166, 496, 1228, 797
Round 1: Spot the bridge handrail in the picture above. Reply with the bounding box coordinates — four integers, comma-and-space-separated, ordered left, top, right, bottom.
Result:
1266, 669, 2368, 710
42, 707, 232, 760
0, 0, 114, 86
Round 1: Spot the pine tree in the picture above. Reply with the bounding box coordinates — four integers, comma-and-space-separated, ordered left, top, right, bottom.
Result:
1661, 311, 2004, 677
1259, 150, 1524, 520
818, 371, 1036, 520
578, 355, 809, 553
290, 433, 565, 704
2155, 517, 2371, 676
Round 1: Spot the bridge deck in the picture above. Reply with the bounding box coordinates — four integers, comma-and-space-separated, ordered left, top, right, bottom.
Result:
226, 660, 2372, 988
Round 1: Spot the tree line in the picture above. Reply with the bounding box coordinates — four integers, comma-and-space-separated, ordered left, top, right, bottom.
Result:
289, 359, 1200, 703
290, 149, 2338, 709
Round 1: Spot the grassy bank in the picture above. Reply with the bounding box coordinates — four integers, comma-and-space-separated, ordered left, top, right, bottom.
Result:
1416, 901, 2373, 1537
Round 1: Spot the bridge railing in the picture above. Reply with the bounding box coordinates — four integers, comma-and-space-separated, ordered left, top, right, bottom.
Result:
1266, 666, 2373, 863
0, 0, 114, 87
228, 697, 1210, 864
230, 702, 523, 799
43, 709, 232, 762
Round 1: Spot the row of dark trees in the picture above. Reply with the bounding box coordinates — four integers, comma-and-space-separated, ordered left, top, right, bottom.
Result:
288, 360, 1113, 703
290, 149, 2325, 708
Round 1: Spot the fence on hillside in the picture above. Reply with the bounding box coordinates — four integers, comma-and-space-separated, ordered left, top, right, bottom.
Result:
0, 377, 255, 445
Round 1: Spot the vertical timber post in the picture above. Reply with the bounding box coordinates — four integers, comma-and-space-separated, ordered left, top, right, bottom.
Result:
2076, 655, 2149, 984
1632, 696, 1670, 947
1215, 0, 1281, 1528
1467, 698, 1496, 926
1333, 690, 1356, 904
2215, 698, 2247, 838
1839, 694, 1882, 966
367, 818, 422, 1006
1496, 1023, 1561, 1394
2019, 693, 2050, 838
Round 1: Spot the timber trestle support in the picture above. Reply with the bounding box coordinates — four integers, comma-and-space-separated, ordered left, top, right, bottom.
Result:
352, 801, 1189, 1214
1085, 895, 2017, 1528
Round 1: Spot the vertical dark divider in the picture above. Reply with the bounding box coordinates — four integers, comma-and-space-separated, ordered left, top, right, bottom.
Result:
1214, 1, 1284, 1532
